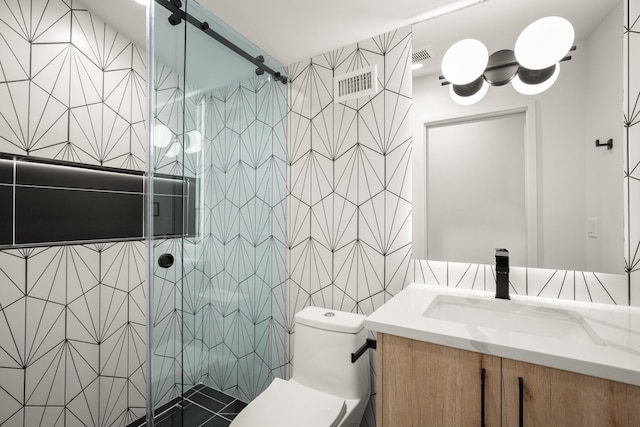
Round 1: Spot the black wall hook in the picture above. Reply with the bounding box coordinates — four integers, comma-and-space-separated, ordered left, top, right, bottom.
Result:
595, 138, 613, 150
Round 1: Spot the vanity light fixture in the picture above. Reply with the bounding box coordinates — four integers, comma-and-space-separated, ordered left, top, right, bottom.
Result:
511, 63, 561, 95
449, 79, 489, 105
165, 139, 182, 158
184, 130, 203, 153
153, 123, 202, 156
153, 124, 173, 148
441, 39, 489, 85
515, 16, 574, 70
440, 16, 575, 105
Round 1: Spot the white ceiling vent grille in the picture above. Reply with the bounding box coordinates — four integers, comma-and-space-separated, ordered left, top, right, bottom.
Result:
412, 45, 434, 64
334, 64, 378, 103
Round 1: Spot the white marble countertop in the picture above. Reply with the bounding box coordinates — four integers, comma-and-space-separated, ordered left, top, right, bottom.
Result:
365, 283, 640, 387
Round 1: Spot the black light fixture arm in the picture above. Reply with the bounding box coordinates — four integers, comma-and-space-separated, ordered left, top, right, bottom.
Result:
153, 0, 288, 84
438, 45, 576, 86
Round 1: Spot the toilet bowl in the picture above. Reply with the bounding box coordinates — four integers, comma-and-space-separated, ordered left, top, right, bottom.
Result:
230, 306, 370, 427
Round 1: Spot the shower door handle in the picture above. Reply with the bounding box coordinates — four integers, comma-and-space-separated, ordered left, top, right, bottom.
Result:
158, 253, 174, 268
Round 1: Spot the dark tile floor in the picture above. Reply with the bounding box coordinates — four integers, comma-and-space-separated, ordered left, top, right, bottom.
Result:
128, 385, 248, 427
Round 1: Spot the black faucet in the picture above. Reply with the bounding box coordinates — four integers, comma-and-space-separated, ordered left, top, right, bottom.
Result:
495, 248, 510, 300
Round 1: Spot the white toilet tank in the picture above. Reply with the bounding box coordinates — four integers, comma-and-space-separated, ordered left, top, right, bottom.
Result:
292, 306, 370, 401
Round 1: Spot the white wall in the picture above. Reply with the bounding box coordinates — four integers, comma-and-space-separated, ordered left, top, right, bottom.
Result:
585, 2, 625, 273
426, 114, 528, 266
412, 13, 623, 273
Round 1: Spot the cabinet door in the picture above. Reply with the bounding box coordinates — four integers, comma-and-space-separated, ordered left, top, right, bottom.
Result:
377, 333, 501, 427
502, 358, 640, 427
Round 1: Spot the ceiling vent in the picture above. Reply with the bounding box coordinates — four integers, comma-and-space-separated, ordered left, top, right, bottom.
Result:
412, 45, 434, 64
334, 64, 378, 103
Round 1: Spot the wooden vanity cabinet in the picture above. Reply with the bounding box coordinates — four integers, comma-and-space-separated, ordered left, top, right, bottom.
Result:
376, 333, 501, 427
501, 358, 640, 427
377, 333, 640, 427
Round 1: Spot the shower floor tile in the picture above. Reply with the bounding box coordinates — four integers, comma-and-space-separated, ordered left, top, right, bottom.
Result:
127, 386, 247, 427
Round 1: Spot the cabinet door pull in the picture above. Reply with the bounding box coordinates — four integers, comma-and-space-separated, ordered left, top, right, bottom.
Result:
518, 376, 524, 427
481, 368, 486, 427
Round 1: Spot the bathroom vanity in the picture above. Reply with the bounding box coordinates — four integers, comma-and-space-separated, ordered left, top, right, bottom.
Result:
366, 284, 640, 426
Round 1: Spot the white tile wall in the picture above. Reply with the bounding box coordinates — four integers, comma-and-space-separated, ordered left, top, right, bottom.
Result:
0, 0, 147, 425
627, 0, 640, 306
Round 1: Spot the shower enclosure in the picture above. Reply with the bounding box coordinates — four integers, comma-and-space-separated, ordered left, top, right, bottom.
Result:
145, 0, 287, 424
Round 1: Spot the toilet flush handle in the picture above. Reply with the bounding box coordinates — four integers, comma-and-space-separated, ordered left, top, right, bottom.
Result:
351, 338, 377, 363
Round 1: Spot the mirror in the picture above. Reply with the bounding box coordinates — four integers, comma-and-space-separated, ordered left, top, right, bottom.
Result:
412, 0, 623, 274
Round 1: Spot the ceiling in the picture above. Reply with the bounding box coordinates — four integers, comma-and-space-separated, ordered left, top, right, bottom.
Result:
195, 0, 466, 65
80, 0, 620, 84
78, 0, 476, 66
78, 0, 147, 49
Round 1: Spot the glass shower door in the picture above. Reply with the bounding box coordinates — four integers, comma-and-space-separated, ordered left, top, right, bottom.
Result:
147, 0, 287, 424
147, 0, 189, 421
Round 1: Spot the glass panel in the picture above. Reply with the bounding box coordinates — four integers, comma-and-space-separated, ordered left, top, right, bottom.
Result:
148, 0, 287, 423
181, 0, 287, 403
147, 0, 187, 423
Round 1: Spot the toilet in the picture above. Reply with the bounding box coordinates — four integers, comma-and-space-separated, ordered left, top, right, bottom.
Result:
230, 306, 371, 427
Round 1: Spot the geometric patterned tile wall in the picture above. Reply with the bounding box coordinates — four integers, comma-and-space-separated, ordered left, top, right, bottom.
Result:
202, 76, 288, 401
0, 0, 146, 170
0, 0, 147, 425
0, 243, 146, 427
626, 0, 640, 306
287, 25, 413, 320
286, 26, 413, 427
150, 66, 287, 409
148, 57, 184, 411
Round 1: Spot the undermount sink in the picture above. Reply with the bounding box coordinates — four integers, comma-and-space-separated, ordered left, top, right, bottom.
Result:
423, 294, 606, 346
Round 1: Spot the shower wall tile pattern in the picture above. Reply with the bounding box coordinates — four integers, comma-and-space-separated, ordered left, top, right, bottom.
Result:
150, 69, 287, 408
0, 0, 147, 425
286, 3, 639, 425
0, 243, 147, 427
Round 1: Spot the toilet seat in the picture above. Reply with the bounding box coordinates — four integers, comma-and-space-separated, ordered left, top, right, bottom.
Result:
230, 378, 347, 427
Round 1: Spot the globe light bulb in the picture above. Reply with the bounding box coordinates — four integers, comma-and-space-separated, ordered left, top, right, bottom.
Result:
515, 16, 574, 70
512, 63, 560, 95
442, 39, 489, 85
449, 79, 489, 105
153, 124, 172, 148
165, 140, 182, 158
